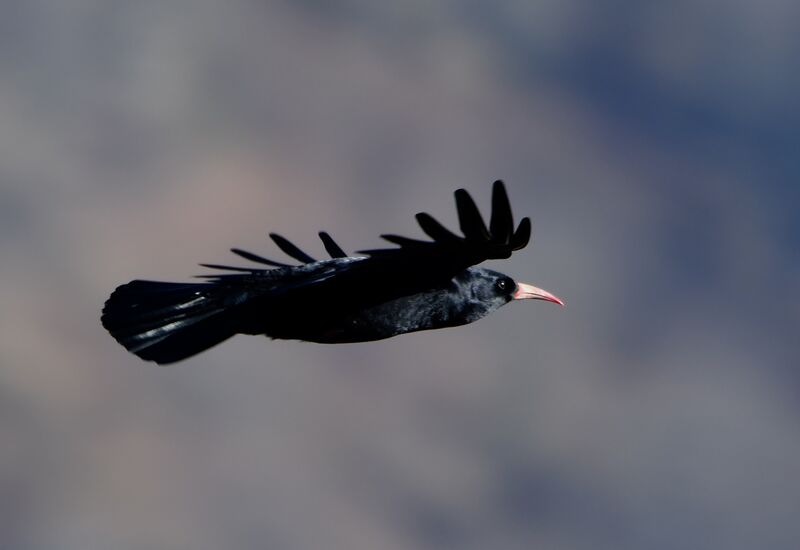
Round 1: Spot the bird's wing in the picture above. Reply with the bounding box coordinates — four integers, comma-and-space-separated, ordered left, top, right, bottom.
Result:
195, 180, 530, 301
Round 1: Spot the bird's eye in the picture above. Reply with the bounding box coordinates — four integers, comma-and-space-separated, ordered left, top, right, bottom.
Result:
496, 279, 508, 291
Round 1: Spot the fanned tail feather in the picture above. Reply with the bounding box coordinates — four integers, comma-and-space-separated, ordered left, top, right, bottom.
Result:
101, 281, 239, 364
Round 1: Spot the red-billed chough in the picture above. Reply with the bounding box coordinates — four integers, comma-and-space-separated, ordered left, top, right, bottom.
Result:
102, 180, 563, 364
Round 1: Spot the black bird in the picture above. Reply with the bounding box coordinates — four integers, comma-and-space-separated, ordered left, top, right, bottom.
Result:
102, 181, 563, 364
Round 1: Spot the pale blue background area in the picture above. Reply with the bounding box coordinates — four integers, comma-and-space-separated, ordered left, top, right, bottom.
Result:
1, 2, 798, 549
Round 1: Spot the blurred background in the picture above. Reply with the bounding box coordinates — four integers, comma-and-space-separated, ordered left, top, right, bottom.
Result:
1, 1, 798, 549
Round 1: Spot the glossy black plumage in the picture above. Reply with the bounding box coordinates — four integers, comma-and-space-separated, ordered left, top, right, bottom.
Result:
101, 181, 562, 364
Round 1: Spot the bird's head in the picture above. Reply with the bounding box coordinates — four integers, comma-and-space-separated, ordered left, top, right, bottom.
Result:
452, 267, 563, 324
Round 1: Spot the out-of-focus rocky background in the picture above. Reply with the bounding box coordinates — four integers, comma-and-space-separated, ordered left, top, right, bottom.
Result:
1, 2, 798, 549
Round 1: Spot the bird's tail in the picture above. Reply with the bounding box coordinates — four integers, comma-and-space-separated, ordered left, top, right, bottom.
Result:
101, 280, 241, 364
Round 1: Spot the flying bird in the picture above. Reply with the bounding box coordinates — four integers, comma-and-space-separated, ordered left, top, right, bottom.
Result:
102, 180, 563, 364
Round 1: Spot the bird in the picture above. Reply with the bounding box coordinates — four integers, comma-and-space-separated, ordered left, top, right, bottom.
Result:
101, 180, 563, 364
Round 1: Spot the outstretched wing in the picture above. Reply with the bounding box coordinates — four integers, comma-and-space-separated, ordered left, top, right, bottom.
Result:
197, 180, 530, 299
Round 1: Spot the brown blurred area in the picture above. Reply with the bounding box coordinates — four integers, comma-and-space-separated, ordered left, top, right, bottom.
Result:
1, 2, 799, 549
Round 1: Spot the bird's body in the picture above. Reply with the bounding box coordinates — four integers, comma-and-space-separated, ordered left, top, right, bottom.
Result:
102, 181, 562, 364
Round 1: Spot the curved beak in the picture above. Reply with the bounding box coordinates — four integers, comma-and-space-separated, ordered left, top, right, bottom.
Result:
513, 282, 565, 306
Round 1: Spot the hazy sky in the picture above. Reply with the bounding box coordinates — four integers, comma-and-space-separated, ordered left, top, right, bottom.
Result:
1, 2, 798, 549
